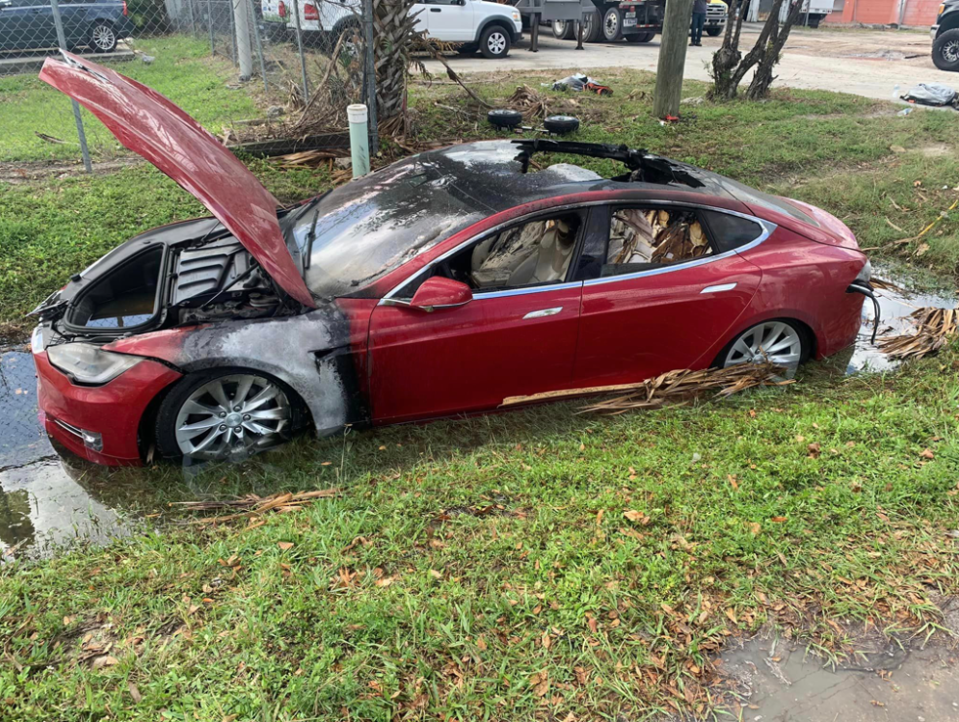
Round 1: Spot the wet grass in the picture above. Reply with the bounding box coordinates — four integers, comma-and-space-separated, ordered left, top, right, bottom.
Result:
1, 351, 958, 720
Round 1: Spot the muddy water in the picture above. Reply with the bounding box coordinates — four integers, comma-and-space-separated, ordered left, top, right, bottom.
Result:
844, 276, 957, 374
0, 348, 135, 559
713, 634, 959, 722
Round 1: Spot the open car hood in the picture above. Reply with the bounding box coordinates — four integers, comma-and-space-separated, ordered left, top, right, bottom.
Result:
39, 52, 316, 309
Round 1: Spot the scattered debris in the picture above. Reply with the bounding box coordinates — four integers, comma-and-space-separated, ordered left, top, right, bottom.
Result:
877, 306, 958, 359
870, 277, 902, 292
549, 73, 613, 96
140, 54, 155, 65
501, 363, 793, 414
506, 84, 551, 120
266, 105, 285, 120
681, 96, 705, 105
171, 489, 339, 524
900, 82, 958, 108
35, 132, 67, 145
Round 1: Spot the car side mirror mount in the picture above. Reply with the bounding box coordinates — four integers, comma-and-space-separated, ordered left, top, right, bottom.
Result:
406, 277, 473, 312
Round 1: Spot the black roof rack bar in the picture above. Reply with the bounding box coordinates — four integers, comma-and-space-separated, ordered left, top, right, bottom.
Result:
510, 139, 704, 188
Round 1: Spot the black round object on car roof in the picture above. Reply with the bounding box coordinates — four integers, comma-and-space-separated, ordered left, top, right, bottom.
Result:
487, 109, 523, 129
543, 115, 580, 135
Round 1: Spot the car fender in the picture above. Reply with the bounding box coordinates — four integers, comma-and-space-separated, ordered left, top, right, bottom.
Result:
936, 6, 959, 36
474, 16, 519, 43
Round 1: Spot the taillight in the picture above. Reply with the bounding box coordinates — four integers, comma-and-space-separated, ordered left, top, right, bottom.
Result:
303, 2, 319, 20
122, 0, 128, 15
278, 0, 286, 17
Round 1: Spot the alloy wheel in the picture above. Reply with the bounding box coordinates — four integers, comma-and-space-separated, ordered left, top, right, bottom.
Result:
723, 321, 803, 368
92, 23, 116, 51
943, 39, 959, 63
487, 31, 507, 56
174, 373, 291, 460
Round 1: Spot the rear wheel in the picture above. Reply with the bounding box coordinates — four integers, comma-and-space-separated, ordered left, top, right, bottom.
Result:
601, 7, 623, 42
487, 108, 523, 129
543, 114, 580, 135
480, 24, 511, 59
933, 29, 959, 72
577, 11, 602, 43
156, 370, 297, 462
90, 21, 118, 53
624, 31, 655, 43
551, 19, 574, 39
718, 320, 809, 369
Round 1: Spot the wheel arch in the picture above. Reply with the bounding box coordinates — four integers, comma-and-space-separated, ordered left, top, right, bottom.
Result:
474, 16, 517, 44
707, 313, 819, 368
938, 10, 959, 35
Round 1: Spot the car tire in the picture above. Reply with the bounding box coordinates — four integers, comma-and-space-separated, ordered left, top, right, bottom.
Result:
933, 28, 959, 71
487, 108, 523, 129
90, 20, 118, 53
552, 19, 574, 39
601, 7, 623, 42
155, 369, 302, 462
577, 11, 602, 43
624, 31, 655, 43
543, 114, 580, 135
807, 14, 822, 28
714, 320, 811, 369
457, 43, 478, 55
705, 26, 722, 36
321, 21, 361, 57
479, 24, 511, 59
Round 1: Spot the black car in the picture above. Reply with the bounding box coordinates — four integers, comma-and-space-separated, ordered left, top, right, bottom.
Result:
0, 0, 134, 54
932, 0, 959, 71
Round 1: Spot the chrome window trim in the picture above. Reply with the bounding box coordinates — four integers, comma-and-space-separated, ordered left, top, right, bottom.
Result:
378, 200, 775, 304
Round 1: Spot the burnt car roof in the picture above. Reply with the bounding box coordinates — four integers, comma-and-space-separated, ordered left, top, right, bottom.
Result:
418, 140, 738, 214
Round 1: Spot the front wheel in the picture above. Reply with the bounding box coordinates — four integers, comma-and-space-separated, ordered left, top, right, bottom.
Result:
705, 26, 723, 36
155, 370, 297, 462
933, 29, 959, 72
717, 320, 809, 369
90, 21, 118, 53
624, 31, 655, 43
479, 25, 511, 59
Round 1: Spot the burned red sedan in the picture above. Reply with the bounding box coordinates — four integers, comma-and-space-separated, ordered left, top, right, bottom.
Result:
32, 53, 872, 466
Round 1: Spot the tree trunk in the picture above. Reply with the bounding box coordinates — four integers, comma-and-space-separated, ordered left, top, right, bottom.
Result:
372, 0, 418, 132
709, 0, 797, 101
652, 0, 695, 118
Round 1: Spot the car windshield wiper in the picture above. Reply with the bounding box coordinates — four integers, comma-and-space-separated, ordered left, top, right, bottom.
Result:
282, 191, 330, 272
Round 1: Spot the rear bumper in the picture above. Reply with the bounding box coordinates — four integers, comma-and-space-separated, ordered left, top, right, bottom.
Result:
34, 350, 182, 466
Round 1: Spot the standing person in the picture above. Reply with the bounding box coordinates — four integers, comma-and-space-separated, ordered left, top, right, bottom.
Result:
690, 0, 707, 46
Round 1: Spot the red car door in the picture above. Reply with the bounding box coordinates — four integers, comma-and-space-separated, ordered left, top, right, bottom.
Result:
366, 209, 592, 423
573, 204, 767, 386
367, 285, 583, 423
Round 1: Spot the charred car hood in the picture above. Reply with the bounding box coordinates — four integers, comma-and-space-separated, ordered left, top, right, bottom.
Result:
39, 51, 315, 309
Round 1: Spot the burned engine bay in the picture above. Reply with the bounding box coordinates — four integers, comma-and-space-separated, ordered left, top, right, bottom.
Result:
32, 220, 297, 340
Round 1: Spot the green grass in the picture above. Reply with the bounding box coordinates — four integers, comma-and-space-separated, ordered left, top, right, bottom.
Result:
0, 35, 260, 163
2, 62, 959, 720
1, 353, 958, 720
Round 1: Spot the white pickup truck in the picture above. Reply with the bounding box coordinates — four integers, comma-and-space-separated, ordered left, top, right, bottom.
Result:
260, 0, 523, 58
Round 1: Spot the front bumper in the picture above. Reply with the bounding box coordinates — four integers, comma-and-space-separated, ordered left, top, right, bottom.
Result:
34, 349, 182, 466
932, 24, 940, 41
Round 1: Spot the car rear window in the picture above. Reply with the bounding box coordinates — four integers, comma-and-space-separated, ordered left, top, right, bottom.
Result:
723, 181, 820, 227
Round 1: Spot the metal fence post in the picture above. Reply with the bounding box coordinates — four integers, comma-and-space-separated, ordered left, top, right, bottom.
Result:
188, 0, 199, 36
290, 0, 309, 102
229, 0, 238, 66
247, 0, 269, 93
362, 0, 378, 153
49, 0, 92, 173
207, 0, 216, 54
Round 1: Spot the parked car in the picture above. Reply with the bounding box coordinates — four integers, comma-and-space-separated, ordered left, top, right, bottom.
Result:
0, 0, 132, 54
34, 52, 870, 466
932, 0, 959, 71
261, 0, 523, 59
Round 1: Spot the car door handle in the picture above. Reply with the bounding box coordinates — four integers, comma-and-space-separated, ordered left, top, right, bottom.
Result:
523, 307, 562, 319
700, 283, 737, 294
430, 7, 441, 11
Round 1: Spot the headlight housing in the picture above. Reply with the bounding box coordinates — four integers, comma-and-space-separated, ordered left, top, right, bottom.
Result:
47, 343, 144, 385
512, 10, 520, 20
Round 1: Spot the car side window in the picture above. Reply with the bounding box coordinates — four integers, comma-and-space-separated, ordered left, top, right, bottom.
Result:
420, 0, 461, 5
395, 212, 583, 299
700, 210, 764, 253
602, 207, 713, 277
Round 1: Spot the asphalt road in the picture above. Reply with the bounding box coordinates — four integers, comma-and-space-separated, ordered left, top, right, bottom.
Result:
426, 25, 952, 102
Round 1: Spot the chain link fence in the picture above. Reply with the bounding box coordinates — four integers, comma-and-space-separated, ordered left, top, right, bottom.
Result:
0, 0, 377, 166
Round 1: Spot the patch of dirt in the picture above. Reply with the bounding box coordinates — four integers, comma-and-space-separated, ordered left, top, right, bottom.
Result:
920, 143, 951, 157
0, 157, 143, 184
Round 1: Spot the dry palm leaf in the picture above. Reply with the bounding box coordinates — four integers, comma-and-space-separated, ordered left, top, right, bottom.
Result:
877, 306, 958, 360
172, 489, 339, 524
502, 363, 792, 415
870, 277, 902, 292
507, 84, 551, 120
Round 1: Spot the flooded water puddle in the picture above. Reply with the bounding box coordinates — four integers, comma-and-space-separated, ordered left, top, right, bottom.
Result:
713, 633, 959, 721
0, 348, 136, 559
844, 273, 957, 374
